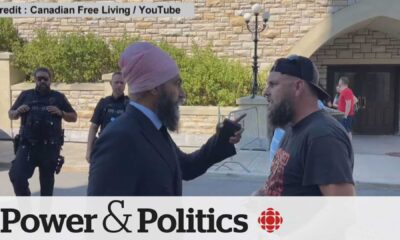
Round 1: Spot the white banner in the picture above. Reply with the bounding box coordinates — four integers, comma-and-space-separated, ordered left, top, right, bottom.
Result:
0, 197, 398, 240
0, 3, 194, 18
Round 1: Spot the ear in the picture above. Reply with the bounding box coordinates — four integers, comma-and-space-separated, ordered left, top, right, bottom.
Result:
294, 80, 305, 97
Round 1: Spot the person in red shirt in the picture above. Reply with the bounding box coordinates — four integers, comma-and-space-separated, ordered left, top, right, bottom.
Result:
337, 76, 355, 140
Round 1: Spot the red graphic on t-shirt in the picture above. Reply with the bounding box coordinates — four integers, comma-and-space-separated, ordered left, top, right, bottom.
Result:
264, 149, 290, 196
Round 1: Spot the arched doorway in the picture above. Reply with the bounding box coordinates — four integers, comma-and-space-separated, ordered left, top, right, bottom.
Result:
289, 0, 400, 135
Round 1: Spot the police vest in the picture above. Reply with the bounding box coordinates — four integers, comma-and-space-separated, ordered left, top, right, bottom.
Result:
100, 97, 129, 132
21, 96, 63, 143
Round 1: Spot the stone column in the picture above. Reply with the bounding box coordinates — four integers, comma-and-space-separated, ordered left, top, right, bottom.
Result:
0, 52, 25, 139
236, 95, 270, 150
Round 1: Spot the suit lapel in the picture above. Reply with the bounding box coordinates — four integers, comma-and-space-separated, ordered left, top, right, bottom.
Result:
127, 105, 177, 174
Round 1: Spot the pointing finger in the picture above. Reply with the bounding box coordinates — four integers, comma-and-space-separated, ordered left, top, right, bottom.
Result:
232, 113, 247, 123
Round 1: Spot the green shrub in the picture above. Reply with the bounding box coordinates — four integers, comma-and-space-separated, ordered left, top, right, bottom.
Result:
57, 33, 111, 82
147, 42, 260, 106
13, 30, 111, 82
157, 40, 190, 70
0, 18, 24, 52
12, 29, 265, 105
12, 30, 60, 80
257, 70, 268, 96
109, 34, 139, 71
180, 45, 254, 106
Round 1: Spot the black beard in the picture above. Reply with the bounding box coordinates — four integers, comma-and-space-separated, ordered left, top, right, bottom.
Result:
156, 89, 180, 132
36, 84, 50, 96
268, 97, 294, 128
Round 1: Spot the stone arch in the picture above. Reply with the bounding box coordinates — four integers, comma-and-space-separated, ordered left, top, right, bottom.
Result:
289, 0, 400, 57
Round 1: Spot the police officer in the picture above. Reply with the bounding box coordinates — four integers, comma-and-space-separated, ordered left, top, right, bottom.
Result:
8, 67, 77, 196
86, 72, 128, 162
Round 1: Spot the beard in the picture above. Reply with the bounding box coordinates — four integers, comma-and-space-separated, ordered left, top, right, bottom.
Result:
36, 83, 50, 96
268, 97, 294, 128
156, 88, 181, 132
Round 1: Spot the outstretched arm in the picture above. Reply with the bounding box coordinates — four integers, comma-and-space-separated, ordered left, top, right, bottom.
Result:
179, 115, 245, 180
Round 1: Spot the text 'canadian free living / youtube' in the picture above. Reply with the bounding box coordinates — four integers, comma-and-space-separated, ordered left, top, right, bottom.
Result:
0, 4, 183, 17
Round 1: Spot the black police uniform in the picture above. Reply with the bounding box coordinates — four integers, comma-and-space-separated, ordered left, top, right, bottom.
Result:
9, 89, 76, 196
90, 95, 129, 134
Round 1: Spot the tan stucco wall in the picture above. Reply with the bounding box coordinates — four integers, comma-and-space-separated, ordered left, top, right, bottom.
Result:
0, 53, 12, 137
0, 53, 25, 138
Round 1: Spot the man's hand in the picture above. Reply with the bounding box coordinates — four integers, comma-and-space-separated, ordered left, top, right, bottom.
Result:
10, 104, 30, 119
16, 104, 30, 115
229, 128, 244, 144
228, 114, 246, 144
47, 106, 63, 117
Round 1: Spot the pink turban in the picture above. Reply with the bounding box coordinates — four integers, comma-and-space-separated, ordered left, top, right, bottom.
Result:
118, 42, 180, 94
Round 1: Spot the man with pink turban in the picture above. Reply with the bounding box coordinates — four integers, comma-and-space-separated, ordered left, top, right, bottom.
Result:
88, 42, 244, 196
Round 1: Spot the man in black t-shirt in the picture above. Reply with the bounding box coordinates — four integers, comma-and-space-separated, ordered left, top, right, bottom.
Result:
8, 67, 77, 196
86, 72, 129, 162
255, 55, 355, 196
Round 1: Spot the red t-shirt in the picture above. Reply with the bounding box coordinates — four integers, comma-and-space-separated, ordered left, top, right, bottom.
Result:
338, 87, 355, 116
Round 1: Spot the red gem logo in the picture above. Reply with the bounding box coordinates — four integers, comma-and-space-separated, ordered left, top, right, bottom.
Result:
258, 208, 283, 233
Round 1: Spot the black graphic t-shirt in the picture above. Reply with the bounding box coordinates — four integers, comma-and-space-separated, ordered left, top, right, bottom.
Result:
264, 110, 354, 196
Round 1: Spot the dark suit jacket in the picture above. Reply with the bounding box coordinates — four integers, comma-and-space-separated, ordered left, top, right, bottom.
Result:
87, 105, 236, 196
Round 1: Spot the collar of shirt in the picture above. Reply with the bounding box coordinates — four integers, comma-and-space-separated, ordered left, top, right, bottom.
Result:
317, 100, 325, 110
129, 101, 162, 130
110, 94, 126, 102
34, 88, 52, 97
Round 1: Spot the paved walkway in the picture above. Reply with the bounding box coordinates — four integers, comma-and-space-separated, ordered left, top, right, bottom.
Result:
1, 135, 399, 185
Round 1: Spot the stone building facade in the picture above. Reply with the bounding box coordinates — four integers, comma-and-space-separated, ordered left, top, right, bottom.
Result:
4, 0, 400, 134
11, 0, 360, 70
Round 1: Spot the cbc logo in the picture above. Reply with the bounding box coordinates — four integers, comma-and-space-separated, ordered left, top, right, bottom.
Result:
258, 208, 283, 233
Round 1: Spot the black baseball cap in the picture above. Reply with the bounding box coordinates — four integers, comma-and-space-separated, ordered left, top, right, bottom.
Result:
270, 55, 330, 100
